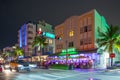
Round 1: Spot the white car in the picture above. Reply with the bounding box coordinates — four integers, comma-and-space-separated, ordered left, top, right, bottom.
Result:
4, 62, 10, 70
9, 60, 31, 72
114, 61, 120, 67
29, 62, 37, 69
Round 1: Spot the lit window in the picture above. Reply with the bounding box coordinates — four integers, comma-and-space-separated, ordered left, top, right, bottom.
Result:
61, 34, 64, 39
49, 39, 53, 44
69, 31, 74, 37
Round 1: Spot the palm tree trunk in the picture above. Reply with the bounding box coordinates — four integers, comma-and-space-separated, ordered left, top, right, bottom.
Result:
40, 46, 42, 66
38, 45, 42, 68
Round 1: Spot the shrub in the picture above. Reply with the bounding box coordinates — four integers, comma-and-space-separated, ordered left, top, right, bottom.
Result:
50, 64, 69, 70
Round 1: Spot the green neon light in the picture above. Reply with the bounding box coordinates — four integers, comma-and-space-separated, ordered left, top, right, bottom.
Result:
42, 32, 46, 36
59, 51, 78, 56
45, 32, 55, 39
62, 50, 66, 53
68, 48, 75, 52
62, 48, 76, 53
94, 10, 109, 47
60, 48, 77, 56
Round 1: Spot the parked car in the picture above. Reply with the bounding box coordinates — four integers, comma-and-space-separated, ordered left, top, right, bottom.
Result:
9, 60, 30, 72
4, 62, 10, 70
29, 62, 37, 69
0, 65, 3, 72
113, 61, 120, 67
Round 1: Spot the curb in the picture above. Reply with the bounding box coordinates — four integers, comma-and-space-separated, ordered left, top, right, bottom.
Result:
105, 69, 120, 72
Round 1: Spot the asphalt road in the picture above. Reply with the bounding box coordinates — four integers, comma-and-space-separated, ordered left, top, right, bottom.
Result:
0, 69, 120, 80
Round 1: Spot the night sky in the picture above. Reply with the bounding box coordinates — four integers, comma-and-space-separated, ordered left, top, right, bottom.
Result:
0, 0, 120, 49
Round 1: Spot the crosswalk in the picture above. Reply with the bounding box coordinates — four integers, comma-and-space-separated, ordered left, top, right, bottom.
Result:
13, 69, 79, 80
1, 69, 120, 80
14, 73, 66, 80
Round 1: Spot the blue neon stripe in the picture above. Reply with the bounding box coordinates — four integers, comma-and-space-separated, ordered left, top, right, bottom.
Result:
20, 27, 22, 48
24, 24, 27, 46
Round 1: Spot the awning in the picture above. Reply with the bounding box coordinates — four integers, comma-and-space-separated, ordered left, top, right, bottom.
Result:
59, 51, 78, 56
77, 48, 98, 54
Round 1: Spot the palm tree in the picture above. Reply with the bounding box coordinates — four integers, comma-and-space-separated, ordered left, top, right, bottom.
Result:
114, 36, 120, 52
97, 25, 120, 66
2, 52, 8, 61
2, 51, 12, 61
32, 36, 48, 65
13, 47, 23, 60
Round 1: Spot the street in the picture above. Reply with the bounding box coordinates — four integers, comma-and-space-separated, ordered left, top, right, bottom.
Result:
0, 69, 120, 80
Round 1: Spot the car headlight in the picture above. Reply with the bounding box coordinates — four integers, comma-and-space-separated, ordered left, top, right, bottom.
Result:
18, 65, 23, 67
5, 65, 10, 68
29, 64, 37, 67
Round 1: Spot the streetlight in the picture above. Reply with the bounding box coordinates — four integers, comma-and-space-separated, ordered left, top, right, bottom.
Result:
66, 40, 68, 65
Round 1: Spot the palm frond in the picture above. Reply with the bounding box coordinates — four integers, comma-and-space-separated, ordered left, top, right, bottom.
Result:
32, 36, 48, 49
97, 24, 120, 54
114, 37, 120, 52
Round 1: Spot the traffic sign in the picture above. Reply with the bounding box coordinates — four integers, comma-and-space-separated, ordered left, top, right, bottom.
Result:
110, 53, 115, 58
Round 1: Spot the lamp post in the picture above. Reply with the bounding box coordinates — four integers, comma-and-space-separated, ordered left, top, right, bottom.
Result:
66, 40, 68, 65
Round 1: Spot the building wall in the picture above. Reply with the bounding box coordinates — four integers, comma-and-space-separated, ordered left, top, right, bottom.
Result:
64, 16, 78, 50
18, 23, 36, 57
55, 9, 109, 53
18, 21, 55, 58
94, 10, 109, 48
78, 10, 94, 51
54, 9, 110, 69
36, 21, 55, 55
55, 10, 97, 53
55, 23, 64, 53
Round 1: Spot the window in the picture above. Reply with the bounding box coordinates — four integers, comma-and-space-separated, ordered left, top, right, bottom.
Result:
88, 25, 92, 31
84, 18, 87, 26
80, 38, 92, 45
56, 44, 63, 49
28, 25, 33, 29
49, 39, 53, 44
27, 42, 32, 45
80, 27, 84, 33
28, 37, 33, 39
84, 26, 88, 32
80, 39, 83, 45
69, 42, 74, 47
28, 31, 33, 34
44, 47, 49, 52
88, 38, 92, 44
69, 31, 74, 37
60, 34, 64, 39
88, 17, 92, 25
49, 47, 53, 52
84, 38, 88, 45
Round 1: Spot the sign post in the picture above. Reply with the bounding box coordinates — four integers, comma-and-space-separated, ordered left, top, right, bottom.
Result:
110, 53, 115, 66
110, 53, 115, 58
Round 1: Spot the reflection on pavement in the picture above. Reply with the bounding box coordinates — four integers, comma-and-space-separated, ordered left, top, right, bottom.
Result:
88, 78, 101, 80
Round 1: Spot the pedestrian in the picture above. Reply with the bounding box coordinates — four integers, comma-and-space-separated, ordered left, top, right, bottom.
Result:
45, 62, 48, 69
37, 62, 40, 68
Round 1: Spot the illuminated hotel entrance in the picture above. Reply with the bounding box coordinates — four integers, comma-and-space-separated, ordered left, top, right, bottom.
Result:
49, 48, 100, 69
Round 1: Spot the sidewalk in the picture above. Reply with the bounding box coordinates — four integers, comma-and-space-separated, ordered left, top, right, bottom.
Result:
74, 68, 106, 72
105, 68, 120, 72
48, 68, 106, 73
